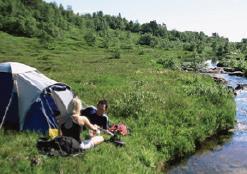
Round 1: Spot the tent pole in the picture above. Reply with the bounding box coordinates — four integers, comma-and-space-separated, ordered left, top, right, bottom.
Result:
0, 92, 14, 129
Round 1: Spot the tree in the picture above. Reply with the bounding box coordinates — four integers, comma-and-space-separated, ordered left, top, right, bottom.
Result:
21, 0, 42, 8
93, 17, 108, 31
138, 33, 158, 47
169, 30, 180, 41
212, 32, 219, 38
183, 42, 196, 52
140, 22, 153, 34
242, 38, 247, 44
196, 42, 205, 54
216, 46, 225, 57
126, 20, 140, 32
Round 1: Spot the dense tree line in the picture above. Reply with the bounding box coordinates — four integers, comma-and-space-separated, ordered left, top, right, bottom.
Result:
0, 0, 67, 38
0, 0, 239, 58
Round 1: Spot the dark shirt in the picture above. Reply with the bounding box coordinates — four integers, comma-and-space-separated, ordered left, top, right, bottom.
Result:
61, 121, 82, 143
81, 107, 108, 129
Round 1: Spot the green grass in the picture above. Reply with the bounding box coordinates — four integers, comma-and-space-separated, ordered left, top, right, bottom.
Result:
0, 30, 235, 173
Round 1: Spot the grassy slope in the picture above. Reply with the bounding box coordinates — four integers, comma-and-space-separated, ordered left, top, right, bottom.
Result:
0, 30, 235, 174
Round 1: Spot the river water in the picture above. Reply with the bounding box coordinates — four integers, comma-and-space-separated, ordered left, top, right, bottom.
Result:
168, 62, 247, 174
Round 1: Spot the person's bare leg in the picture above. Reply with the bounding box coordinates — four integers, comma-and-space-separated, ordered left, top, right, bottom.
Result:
91, 136, 104, 145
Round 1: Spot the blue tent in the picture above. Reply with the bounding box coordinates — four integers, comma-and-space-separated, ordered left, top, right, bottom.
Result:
0, 62, 74, 133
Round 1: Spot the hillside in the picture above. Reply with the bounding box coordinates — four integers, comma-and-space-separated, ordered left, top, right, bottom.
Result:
0, 0, 236, 173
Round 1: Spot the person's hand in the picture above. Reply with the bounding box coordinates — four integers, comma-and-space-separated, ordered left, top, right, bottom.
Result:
94, 124, 101, 135
89, 125, 100, 137
93, 124, 99, 130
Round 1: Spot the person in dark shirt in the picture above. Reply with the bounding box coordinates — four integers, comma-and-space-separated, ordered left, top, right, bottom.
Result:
81, 99, 109, 129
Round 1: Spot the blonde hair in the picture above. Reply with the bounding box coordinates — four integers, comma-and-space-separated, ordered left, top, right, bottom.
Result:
71, 96, 82, 116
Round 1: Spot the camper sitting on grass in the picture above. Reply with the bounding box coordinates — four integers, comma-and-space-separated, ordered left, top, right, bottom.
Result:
81, 99, 109, 129
61, 97, 104, 150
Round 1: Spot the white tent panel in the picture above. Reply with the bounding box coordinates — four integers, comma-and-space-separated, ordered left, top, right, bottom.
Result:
51, 89, 74, 117
19, 71, 56, 90
15, 71, 57, 129
51, 89, 74, 126
0, 62, 36, 74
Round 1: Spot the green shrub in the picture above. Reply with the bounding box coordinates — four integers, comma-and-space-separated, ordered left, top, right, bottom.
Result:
111, 48, 121, 59
138, 49, 145, 55
157, 58, 181, 70
84, 32, 96, 46
99, 37, 110, 48
183, 43, 196, 51
138, 33, 158, 47
111, 90, 146, 118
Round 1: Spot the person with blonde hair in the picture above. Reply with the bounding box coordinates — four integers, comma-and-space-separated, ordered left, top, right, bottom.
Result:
60, 97, 104, 150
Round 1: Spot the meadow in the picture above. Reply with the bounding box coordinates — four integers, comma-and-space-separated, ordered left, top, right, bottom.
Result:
0, 30, 235, 173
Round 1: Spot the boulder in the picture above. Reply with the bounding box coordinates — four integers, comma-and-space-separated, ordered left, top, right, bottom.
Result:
216, 62, 225, 67
213, 76, 227, 84
228, 71, 244, 76
205, 67, 225, 74
223, 67, 236, 72
235, 84, 247, 90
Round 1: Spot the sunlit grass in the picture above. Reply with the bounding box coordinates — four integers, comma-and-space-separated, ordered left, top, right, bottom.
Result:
0, 31, 235, 173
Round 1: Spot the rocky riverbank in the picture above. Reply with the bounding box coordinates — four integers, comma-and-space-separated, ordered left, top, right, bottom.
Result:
199, 62, 247, 95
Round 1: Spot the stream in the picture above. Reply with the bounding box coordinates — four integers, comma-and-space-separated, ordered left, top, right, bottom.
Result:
167, 61, 247, 174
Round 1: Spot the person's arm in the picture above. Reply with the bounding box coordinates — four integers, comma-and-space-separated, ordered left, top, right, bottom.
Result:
72, 115, 97, 131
